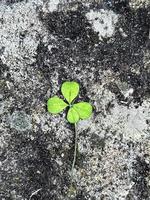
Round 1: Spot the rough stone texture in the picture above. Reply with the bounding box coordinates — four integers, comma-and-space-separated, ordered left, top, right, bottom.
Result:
0, 0, 150, 200
130, 0, 150, 8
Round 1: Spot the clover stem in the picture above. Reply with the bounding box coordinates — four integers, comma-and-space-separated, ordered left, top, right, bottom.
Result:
71, 123, 78, 183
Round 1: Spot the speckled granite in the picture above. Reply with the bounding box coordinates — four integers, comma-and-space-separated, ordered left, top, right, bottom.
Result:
0, 0, 150, 200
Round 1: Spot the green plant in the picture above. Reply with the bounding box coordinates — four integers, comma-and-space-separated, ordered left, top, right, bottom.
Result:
47, 81, 93, 184
47, 81, 92, 123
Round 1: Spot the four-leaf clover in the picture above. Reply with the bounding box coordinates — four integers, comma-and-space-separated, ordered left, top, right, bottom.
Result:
47, 81, 93, 123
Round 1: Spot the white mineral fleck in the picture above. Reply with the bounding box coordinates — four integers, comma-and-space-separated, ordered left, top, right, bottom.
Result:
86, 9, 118, 40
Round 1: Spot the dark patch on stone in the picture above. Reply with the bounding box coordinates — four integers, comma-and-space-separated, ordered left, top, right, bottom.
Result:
105, 101, 115, 113
0, 60, 14, 103
104, 0, 129, 12
0, 59, 9, 79
0, 46, 5, 55
127, 156, 150, 200
107, 82, 125, 102
21, 147, 60, 199
75, 191, 90, 200
101, 7, 150, 104
90, 133, 106, 150
75, 151, 87, 168
4, 0, 25, 4
35, 38, 94, 102
0, 128, 70, 200
39, 9, 99, 42
37, 6, 150, 105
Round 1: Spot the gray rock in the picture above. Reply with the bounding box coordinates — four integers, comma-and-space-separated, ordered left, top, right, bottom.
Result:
0, 0, 150, 200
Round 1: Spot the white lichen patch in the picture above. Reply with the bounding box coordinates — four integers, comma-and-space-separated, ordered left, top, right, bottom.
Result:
10, 111, 32, 131
75, 78, 150, 198
0, 0, 51, 99
75, 134, 136, 199
86, 9, 118, 40
107, 100, 150, 141
47, 0, 60, 12
0, 0, 48, 66
92, 89, 149, 142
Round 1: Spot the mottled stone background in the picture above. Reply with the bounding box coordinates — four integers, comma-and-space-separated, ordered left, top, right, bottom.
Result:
0, 0, 150, 200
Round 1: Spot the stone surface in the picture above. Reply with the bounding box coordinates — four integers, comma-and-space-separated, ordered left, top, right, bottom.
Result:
0, 0, 150, 200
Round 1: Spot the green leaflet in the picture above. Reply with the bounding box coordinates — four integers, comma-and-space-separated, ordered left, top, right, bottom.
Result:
73, 102, 92, 119
47, 96, 68, 114
47, 81, 93, 124
61, 81, 79, 104
67, 107, 79, 124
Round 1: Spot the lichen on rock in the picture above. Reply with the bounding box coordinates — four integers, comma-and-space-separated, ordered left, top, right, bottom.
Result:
10, 111, 32, 131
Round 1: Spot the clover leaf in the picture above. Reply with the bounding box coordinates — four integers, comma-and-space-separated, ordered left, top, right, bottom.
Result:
47, 96, 68, 114
73, 102, 92, 119
67, 107, 79, 124
61, 81, 79, 104
47, 81, 92, 123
